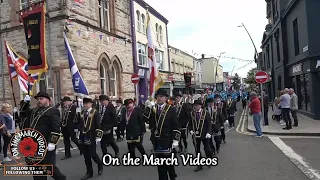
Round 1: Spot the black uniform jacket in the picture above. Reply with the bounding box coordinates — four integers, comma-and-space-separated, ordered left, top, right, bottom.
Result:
121, 106, 146, 141
217, 101, 228, 121
175, 101, 191, 129
61, 104, 78, 131
100, 103, 117, 133
226, 99, 237, 115
78, 108, 101, 140
148, 104, 181, 150
188, 109, 212, 139
25, 106, 61, 144
206, 106, 224, 133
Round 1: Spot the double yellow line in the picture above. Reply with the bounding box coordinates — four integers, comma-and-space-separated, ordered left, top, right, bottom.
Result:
236, 107, 254, 135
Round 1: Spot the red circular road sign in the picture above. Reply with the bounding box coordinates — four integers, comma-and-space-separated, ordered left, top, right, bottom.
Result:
255, 71, 269, 84
131, 74, 140, 84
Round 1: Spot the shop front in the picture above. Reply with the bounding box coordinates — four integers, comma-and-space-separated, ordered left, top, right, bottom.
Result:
172, 81, 186, 95
288, 58, 320, 120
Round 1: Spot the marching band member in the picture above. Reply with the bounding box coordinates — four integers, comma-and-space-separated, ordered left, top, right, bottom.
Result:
122, 98, 146, 158
174, 93, 191, 153
60, 96, 82, 160
115, 100, 126, 142
25, 92, 66, 180
146, 89, 181, 180
226, 94, 237, 127
78, 97, 103, 180
99, 95, 119, 157
189, 100, 212, 172
206, 98, 223, 154
214, 95, 228, 143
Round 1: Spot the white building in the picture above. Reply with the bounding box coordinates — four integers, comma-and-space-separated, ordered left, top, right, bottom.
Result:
133, 0, 171, 98
193, 58, 203, 92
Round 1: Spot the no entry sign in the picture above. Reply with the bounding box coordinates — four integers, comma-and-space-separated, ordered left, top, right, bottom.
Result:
131, 74, 140, 84
255, 71, 269, 84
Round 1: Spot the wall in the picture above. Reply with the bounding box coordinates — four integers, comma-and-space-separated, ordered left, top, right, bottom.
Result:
284, 0, 308, 66
0, 0, 135, 105
305, 0, 320, 56
169, 46, 194, 81
201, 58, 218, 84
133, 1, 169, 72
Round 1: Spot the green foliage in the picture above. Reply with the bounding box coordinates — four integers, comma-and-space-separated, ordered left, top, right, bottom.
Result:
245, 67, 258, 90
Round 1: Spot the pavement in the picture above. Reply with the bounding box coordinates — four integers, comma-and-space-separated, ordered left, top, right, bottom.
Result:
247, 108, 320, 136
0, 103, 319, 179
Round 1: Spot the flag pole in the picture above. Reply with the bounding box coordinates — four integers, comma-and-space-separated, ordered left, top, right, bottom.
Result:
27, 74, 31, 95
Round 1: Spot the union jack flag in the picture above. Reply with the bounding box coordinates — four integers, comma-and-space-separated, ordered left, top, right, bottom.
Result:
5, 41, 39, 95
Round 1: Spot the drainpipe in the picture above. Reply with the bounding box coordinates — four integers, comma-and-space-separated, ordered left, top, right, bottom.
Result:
130, 0, 139, 100
165, 24, 173, 96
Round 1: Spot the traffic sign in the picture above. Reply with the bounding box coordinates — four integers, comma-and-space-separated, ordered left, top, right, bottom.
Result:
255, 71, 269, 84
131, 74, 140, 84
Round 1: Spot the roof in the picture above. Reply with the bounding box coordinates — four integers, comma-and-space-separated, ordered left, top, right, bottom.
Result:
168, 45, 197, 59
134, 0, 169, 24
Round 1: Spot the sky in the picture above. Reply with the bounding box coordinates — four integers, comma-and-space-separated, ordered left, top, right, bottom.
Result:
145, 0, 267, 78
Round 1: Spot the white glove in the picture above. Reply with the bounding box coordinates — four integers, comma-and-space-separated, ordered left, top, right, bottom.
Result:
24, 95, 31, 102
150, 101, 155, 106
76, 108, 81, 113
106, 130, 111, 134
205, 133, 211, 139
96, 138, 101, 143
74, 129, 79, 133
225, 120, 229, 124
113, 127, 117, 130
47, 143, 56, 151
172, 140, 179, 148
13, 107, 18, 113
190, 130, 194, 135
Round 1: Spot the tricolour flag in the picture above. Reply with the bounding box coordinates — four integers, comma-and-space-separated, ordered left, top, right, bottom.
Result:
63, 32, 89, 97
5, 41, 39, 95
147, 12, 164, 97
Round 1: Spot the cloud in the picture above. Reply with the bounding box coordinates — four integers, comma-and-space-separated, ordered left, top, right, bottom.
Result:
145, 0, 267, 78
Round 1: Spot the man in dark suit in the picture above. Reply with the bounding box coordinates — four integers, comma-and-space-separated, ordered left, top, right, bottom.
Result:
147, 89, 181, 180
92, 95, 100, 110
174, 93, 191, 153
60, 96, 82, 160
99, 95, 119, 157
226, 95, 237, 127
189, 100, 212, 172
215, 95, 227, 143
24, 92, 66, 180
122, 98, 146, 158
115, 100, 126, 142
77, 97, 103, 180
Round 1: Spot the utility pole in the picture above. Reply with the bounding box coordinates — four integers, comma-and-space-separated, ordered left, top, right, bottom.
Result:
214, 52, 225, 90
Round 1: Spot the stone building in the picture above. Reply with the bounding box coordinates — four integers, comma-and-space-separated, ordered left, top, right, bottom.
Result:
0, 0, 134, 105
168, 45, 194, 94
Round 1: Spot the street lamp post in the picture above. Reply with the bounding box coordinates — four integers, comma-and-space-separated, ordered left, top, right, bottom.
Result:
214, 52, 225, 90
238, 23, 265, 125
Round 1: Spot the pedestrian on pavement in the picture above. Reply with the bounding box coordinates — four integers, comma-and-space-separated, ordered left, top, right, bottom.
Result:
279, 88, 292, 130
262, 91, 269, 126
248, 92, 263, 137
273, 97, 281, 122
0, 103, 13, 162
289, 88, 299, 127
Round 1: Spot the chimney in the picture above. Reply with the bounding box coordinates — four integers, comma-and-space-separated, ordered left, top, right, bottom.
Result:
201, 54, 205, 59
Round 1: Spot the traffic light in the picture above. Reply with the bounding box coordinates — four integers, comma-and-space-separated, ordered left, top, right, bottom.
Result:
184, 72, 192, 87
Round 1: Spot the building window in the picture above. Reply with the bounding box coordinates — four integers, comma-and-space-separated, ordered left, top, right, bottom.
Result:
293, 18, 300, 56
100, 63, 108, 95
110, 66, 117, 97
266, 46, 270, 69
275, 30, 281, 62
155, 49, 164, 70
155, 23, 159, 41
159, 26, 163, 42
136, 10, 141, 32
137, 43, 147, 67
98, 0, 110, 31
141, 14, 146, 34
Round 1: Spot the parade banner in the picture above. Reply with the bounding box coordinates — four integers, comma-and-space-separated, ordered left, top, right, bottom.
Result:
63, 32, 89, 97
20, 2, 47, 75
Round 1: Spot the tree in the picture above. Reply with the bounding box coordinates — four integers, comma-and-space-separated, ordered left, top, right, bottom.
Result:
232, 73, 241, 90
245, 67, 258, 90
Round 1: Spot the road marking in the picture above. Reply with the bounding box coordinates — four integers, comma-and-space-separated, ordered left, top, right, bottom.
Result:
225, 127, 234, 134
236, 109, 245, 133
269, 136, 320, 180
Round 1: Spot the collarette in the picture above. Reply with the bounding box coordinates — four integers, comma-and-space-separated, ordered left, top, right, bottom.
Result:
196, 109, 202, 113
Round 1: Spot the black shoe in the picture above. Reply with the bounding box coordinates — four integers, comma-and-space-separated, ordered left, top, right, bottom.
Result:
217, 149, 220, 153
293, 124, 298, 127
282, 127, 290, 130
80, 151, 83, 155
81, 174, 93, 180
61, 156, 71, 160
223, 139, 226, 143
98, 165, 103, 175
194, 166, 203, 172
115, 152, 119, 157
